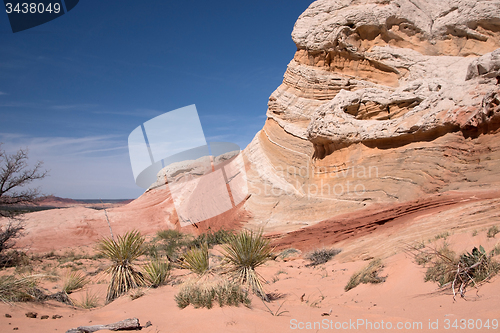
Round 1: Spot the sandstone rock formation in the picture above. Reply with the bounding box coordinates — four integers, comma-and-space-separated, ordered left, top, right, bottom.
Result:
243, 0, 500, 232
9, 0, 500, 253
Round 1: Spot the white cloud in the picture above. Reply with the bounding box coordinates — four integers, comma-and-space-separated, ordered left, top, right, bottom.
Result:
49, 103, 98, 110
0, 133, 144, 199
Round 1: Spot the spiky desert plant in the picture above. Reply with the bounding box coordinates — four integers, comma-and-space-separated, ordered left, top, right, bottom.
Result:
180, 242, 209, 275
143, 259, 170, 287
62, 270, 89, 294
221, 229, 273, 300
97, 230, 146, 303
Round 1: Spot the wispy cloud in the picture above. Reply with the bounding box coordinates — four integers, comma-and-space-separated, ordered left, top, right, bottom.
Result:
0, 91, 7, 96
0, 132, 142, 199
91, 108, 164, 118
0, 101, 37, 107
205, 134, 232, 142
49, 103, 98, 110
0, 133, 127, 159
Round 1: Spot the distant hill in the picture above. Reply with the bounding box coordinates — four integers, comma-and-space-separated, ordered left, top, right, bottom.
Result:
36, 196, 133, 208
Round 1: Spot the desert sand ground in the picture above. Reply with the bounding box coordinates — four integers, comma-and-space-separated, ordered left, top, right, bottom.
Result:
1, 190, 499, 333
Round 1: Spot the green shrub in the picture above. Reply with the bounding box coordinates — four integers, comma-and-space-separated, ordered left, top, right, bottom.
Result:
150, 229, 190, 261
214, 279, 251, 307
189, 228, 233, 249
345, 259, 386, 291
415, 251, 434, 266
305, 248, 341, 266
487, 226, 499, 238
423, 243, 457, 286
157, 229, 184, 241
175, 282, 214, 309
419, 243, 500, 298
175, 279, 250, 309
457, 246, 499, 285
221, 229, 272, 300
277, 248, 300, 260
97, 230, 146, 303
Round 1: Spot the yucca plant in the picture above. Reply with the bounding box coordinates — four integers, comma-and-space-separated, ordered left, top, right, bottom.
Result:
180, 242, 209, 275
143, 259, 170, 287
62, 270, 89, 294
221, 229, 273, 300
97, 230, 146, 303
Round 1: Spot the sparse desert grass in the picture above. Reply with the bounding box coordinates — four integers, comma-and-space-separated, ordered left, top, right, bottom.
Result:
487, 225, 499, 238
345, 259, 386, 291
129, 288, 145, 300
434, 231, 450, 241
74, 290, 100, 309
0, 250, 31, 268
492, 244, 500, 256
262, 300, 288, 316
180, 243, 209, 275
221, 229, 273, 300
175, 278, 250, 309
472, 229, 478, 237
271, 269, 288, 283
415, 242, 500, 299
62, 270, 89, 294
0, 274, 42, 303
59, 263, 79, 271
44, 269, 59, 282
277, 248, 300, 260
415, 251, 434, 266
303, 289, 326, 308
97, 230, 146, 303
305, 248, 341, 266
14, 262, 34, 275
143, 259, 170, 287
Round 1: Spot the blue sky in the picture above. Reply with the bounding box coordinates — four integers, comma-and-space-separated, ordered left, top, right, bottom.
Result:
0, 1, 312, 199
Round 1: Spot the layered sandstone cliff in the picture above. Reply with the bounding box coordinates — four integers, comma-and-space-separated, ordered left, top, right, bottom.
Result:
243, 0, 500, 232
9, 0, 500, 254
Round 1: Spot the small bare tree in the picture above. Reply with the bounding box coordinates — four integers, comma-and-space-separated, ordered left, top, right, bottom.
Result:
0, 144, 48, 257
